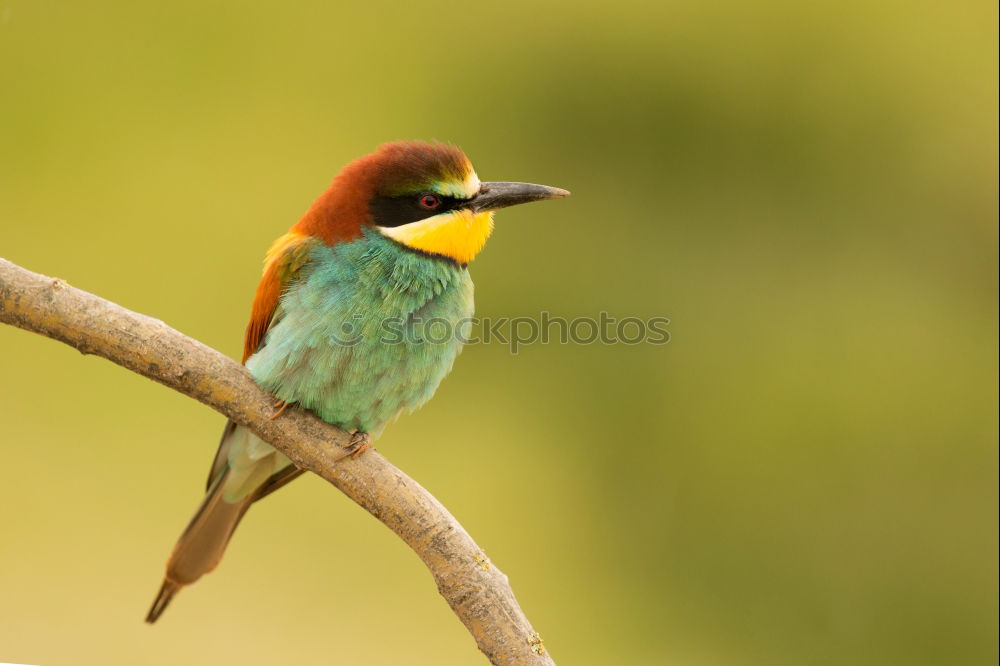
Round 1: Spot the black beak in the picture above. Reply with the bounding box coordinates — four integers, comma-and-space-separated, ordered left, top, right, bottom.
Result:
465, 181, 570, 213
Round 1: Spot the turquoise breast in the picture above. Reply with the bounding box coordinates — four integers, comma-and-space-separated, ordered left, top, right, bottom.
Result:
245, 229, 474, 435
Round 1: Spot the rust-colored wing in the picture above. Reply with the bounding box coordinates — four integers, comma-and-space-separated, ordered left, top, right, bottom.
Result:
242, 232, 319, 363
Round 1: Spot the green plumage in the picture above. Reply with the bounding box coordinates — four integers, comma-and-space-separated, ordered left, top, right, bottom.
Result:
249, 228, 473, 432
223, 229, 473, 501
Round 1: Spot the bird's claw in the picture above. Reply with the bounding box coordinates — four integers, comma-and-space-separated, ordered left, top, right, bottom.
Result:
270, 399, 291, 420
344, 431, 372, 459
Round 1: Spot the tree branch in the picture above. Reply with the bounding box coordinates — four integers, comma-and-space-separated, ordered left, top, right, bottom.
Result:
0, 257, 554, 666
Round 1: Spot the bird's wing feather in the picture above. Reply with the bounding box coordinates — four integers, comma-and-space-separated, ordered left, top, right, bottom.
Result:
205, 232, 319, 491
206, 419, 238, 491
242, 231, 320, 363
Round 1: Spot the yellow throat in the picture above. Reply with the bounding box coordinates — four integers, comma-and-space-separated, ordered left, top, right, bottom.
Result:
378, 209, 495, 265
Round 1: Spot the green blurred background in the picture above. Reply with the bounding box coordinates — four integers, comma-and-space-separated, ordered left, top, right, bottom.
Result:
1, 1, 996, 664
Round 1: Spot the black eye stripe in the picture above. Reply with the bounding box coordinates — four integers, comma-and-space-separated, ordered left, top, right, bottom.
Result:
370, 193, 463, 228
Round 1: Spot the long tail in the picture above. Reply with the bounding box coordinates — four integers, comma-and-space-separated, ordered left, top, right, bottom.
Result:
146, 423, 304, 623
145, 470, 253, 623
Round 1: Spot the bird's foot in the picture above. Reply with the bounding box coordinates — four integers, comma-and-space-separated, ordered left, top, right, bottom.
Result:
270, 399, 292, 420
344, 431, 372, 459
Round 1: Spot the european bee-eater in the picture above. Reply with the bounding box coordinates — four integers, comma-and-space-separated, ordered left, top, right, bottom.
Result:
146, 141, 568, 622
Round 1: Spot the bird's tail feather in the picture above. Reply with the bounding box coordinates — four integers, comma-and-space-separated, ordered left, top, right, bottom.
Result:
145, 470, 252, 624
146, 578, 182, 623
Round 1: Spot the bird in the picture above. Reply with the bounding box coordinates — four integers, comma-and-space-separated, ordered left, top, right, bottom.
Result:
145, 140, 569, 622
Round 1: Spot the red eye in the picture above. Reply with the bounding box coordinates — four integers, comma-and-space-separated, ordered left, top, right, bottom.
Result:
419, 194, 441, 210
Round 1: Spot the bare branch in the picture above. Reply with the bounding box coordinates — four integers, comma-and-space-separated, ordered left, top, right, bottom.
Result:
0, 257, 554, 666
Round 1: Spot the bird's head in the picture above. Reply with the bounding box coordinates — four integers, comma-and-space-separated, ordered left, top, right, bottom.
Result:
293, 141, 569, 265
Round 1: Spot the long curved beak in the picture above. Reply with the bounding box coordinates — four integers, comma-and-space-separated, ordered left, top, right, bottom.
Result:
465, 181, 570, 213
